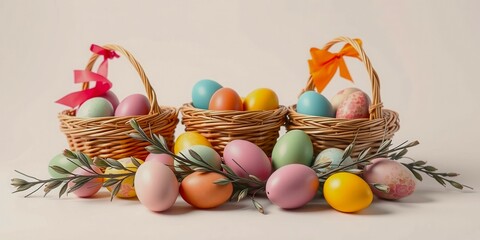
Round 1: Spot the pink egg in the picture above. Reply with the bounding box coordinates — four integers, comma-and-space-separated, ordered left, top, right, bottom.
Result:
363, 158, 416, 200
223, 140, 272, 181
114, 94, 151, 116
266, 164, 319, 209
145, 153, 174, 166
134, 161, 179, 212
330, 87, 360, 112
336, 91, 371, 119
99, 90, 120, 110
68, 165, 103, 198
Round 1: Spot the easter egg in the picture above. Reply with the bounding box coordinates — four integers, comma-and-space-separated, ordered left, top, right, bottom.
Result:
76, 97, 114, 118
48, 153, 91, 178
192, 79, 223, 109
68, 165, 103, 198
223, 140, 272, 181
177, 145, 222, 171
313, 148, 355, 172
208, 88, 243, 111
243, 88, 279, 111
180, 172, 233, 209
135, 160, 179, 212
114, 94, 150, 116
104, 158, 144, 198
323, 172, 373, 213
296, 91, 334, 117
145, 153, 174, 166
266, 164, 319, 209
330, 88, 360, 113
363, 158, 416, 200
271, 130, 313, 169
336, 91, 371, 119
99, 90, 120, 110
174, 132, 212, 154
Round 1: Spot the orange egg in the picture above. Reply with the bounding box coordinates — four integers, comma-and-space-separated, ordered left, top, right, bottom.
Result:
208, 88, 243, 111
180, 172, 233, 209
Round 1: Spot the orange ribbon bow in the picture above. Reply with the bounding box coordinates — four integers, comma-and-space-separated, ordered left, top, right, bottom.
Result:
308, 39, 362, 93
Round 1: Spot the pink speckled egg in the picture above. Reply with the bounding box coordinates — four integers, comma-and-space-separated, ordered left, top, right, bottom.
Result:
68, 165, 103, 198
266, 164, 319, 209
336, 91, 371, 119
363, 158, 416, 200
134, 160, 179, 212
114, 94, 151, 116
145, 153, 174, 166
223, 140, 272, 181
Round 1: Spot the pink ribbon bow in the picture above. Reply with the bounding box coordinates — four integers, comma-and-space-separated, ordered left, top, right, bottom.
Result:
56, 44, 119, 108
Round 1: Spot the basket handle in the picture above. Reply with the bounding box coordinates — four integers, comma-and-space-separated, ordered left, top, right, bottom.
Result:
302, 37, 382, 120
82, 44, 160, 114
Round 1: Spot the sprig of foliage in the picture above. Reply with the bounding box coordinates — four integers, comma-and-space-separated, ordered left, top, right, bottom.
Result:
11, 150, 137, 201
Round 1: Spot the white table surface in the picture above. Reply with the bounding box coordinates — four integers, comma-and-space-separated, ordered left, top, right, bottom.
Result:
2, 1, 480, 239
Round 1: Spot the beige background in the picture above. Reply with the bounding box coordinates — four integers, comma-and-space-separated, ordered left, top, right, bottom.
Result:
1, 1, 479, 239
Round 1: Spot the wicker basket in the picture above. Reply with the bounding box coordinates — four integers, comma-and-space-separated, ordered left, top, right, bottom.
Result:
287, 37, 400, 158
58, 44, 179, 160
180, 104, 288, 155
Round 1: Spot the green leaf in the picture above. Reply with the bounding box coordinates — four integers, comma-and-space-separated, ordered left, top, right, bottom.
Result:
103, 178, 120, 187
237, 188, 248, 202
372, 183, 390, 193
221, 164, 236, 176
433, 176, 446, 187
77, 152, 93, 169
13, 183, 35, 193
63, 149, 77, 159
67, 181, 88, 194
11, 178, 28, 187
248, 175, 261, 182
357, 147, 371, 161
423, 166, 438, 172
59, 184, 68, 198
104, 159, 126, 170
312, 161, 331, 169
130, 157, 142, 168
411, 169, 423, 181
128, 133, 145, 141
342, 143, 354, 160
377, 139, 392, 153
414, 160, 427, 166
252, 198, 265, 214
145, 146, 163, 154
93, 158, 109, 168
45, 180, 63, 191
50, 166, 73, 175
392, 149, 408, 160
449, 181, 464, 190
188, 149, 204, 163
72, 176, 92, 184
345, 169, 363, 175
213, 178, 232, 185
152, 134, 168, 149
406, 140, 420, 147
110, 182, 122, 201
193, 167, 208, 172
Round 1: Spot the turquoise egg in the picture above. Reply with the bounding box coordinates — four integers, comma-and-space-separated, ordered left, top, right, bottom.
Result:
272, 130, 314, 169
313, 148, 355, 172
296, 91, 334, 117
177, 145, 222, 170
76, 97, 114, 118
48, 153, 92, 178
191, 79, 223, 109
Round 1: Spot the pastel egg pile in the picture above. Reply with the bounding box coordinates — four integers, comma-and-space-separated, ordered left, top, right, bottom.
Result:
191, 79, 280, 111
75, 91, 151, 118
297, 87, 371, 119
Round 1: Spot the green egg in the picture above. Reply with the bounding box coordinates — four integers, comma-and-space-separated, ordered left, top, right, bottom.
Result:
176, 145, 222, 171
76, 97, 114, 118
48, 153, 91, 178
272, 130, 314, 169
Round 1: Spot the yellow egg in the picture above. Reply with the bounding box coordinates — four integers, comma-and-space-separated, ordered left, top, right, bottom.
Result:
323, 172, 373, 213
243, 88, 279, 111
174, 132, 212, 154
105, 158, 144, 198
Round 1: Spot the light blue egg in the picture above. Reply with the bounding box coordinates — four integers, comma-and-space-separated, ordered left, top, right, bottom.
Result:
296, 91, 334, 117
191, 79, 223, 109
76, 97, 114, 118
176, 145, 222, 171
313, 148, 355, 172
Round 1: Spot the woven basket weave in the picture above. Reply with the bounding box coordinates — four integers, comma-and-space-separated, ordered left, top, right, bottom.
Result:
287, 37, 400, 158
180, 104, 288, 155
58, 44, 179, 160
